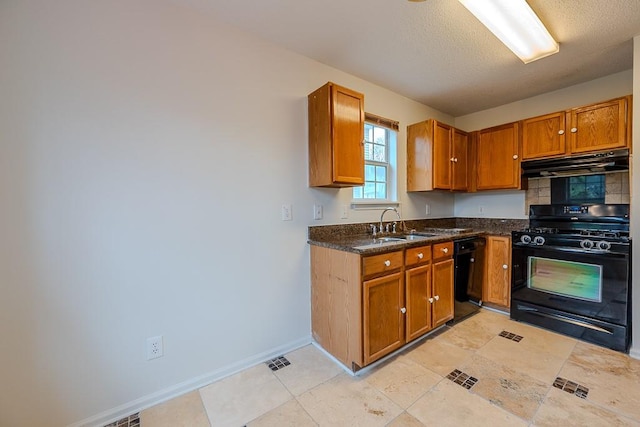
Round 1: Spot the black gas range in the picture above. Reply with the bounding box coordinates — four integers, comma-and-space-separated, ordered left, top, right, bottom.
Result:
511, 204, 631, 352
513, 204, 630, 254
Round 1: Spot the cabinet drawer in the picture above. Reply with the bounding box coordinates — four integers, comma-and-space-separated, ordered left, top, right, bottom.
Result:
405, 245, 432, 267
433, 241, 453, 260
363, 251, 403, 279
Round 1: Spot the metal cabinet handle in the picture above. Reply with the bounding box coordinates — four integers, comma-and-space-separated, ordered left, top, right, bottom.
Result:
503, 264, 508, 269
450, 157, 455, 162
558, 130, 565, 135
453, 157, 458, 163
417, 253, 424, 259
571, 127, 577, 133
428, 297, 434, 303
513, 154, 518, 160
384, 260, 391, 267
434, 295, 440, 301
400, 307, 407, 314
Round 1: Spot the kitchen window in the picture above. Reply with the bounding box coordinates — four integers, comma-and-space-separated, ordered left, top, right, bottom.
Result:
352, 113, 398, 204
551, 175, 605, 204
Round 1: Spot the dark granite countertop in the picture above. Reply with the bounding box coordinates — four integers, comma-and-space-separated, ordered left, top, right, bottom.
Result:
308, 229, 484, 255
308, 217, 528, 255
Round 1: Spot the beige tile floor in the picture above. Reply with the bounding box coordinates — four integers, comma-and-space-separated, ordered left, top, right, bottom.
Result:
139, 309, 640, 426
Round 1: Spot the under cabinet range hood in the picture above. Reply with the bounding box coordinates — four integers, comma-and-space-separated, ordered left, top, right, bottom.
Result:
521, 149, 629, 178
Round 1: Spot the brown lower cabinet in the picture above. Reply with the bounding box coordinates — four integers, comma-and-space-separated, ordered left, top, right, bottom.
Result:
311, 241, 454, 370
483, 235, 511, 308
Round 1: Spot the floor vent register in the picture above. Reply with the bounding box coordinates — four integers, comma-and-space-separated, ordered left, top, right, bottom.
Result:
266, 355, 291, 371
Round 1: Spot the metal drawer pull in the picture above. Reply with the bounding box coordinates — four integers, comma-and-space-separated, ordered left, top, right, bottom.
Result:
442, 247, 448, 253
384, 260, 391, 267
417, 253, 424, 259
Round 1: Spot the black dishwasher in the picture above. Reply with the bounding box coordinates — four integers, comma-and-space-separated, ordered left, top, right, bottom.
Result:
452, 237, 485, 322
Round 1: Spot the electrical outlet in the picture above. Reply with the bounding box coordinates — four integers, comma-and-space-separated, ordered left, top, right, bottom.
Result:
281, 204, 292, 221
313, 204, 323, 220
478, 206, 485, 215
425, 203, 430, 215
147, 335, 163, 360
340, 205, 349, 219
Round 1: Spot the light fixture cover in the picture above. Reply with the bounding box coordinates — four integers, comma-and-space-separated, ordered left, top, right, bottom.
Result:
459, 0, 559, 63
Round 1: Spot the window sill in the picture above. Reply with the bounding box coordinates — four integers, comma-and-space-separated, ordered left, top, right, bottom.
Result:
351, 200, 400, 210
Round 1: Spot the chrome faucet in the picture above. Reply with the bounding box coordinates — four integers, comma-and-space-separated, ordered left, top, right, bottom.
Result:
380, 207, 401, 234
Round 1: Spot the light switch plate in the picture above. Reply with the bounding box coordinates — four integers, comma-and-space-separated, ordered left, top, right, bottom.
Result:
281, 204, 292, 221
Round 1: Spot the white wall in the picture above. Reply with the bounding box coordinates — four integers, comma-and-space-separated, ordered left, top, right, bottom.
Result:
631, 36, 640, 359
453, 70, 633, 219
0, 1, 451, 426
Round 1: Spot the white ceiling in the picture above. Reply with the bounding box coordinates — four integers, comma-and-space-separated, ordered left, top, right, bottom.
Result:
179, 0, 640, 116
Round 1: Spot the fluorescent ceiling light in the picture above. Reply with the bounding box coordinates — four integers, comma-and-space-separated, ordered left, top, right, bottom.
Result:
459, 0, 559, 63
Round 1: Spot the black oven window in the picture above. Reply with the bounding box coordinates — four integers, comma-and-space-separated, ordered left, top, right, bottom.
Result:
551, 175, 605, 204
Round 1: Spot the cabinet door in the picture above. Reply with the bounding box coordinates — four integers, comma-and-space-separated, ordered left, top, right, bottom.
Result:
432, 258, 454, 328
484, 236, 511, 307
522, 112, 566, 160
363, 272, 405, 365
432, 121, 453, 190
569, 98, 628, 154
405, 264, 432, 342
332, 84, 365, 184
407, 121, 433, 192
476, 122, 521, 190
451, 128, 469, 191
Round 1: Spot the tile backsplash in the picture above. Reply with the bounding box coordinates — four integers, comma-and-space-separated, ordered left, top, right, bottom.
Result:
525, 171, 630, 213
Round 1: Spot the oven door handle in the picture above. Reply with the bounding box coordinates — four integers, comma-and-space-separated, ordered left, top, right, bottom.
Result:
513, 244, 628, 258
517, 305, 614, 335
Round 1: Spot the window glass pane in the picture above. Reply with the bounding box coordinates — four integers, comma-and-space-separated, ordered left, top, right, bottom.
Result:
373, 144, 386, 162
374, 127, 386, 144
364, 182, 376, 199
364, 143, 373, 161
365, 164, 375, 181
354, 119, 396, 201
364, 124, 374, 142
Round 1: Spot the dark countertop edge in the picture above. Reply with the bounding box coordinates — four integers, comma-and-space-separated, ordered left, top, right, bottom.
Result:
308, 230, 486, 255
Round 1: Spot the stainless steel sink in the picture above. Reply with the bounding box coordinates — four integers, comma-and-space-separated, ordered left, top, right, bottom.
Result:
353, 233, 435, 250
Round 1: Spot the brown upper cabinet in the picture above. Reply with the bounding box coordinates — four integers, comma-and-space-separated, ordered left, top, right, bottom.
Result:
407, 119, 469, 191
522, 111, 566, 160
522, 96, 631, 160
569, 97, 630, 154
308, 82, 365, 187
475, 122, 521, 190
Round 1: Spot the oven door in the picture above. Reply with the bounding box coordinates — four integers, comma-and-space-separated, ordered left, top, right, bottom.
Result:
511, 243, 630, 351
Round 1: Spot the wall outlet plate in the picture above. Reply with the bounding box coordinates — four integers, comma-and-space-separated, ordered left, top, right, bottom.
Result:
281, 204, 292, 221
313, 204, 323, 220
147, 336, 163, 360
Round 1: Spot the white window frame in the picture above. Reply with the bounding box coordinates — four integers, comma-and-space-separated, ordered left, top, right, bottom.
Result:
352, 115, 399, 209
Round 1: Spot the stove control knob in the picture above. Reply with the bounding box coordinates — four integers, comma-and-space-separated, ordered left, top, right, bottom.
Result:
597, 241, 611, 251
533, 236, 545, 245
520, 235, 532, 244
580, 239, 594, 250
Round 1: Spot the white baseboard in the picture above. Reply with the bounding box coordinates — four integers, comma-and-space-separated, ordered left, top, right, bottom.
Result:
69, 336, 312, 427
629, 345, 640, 360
